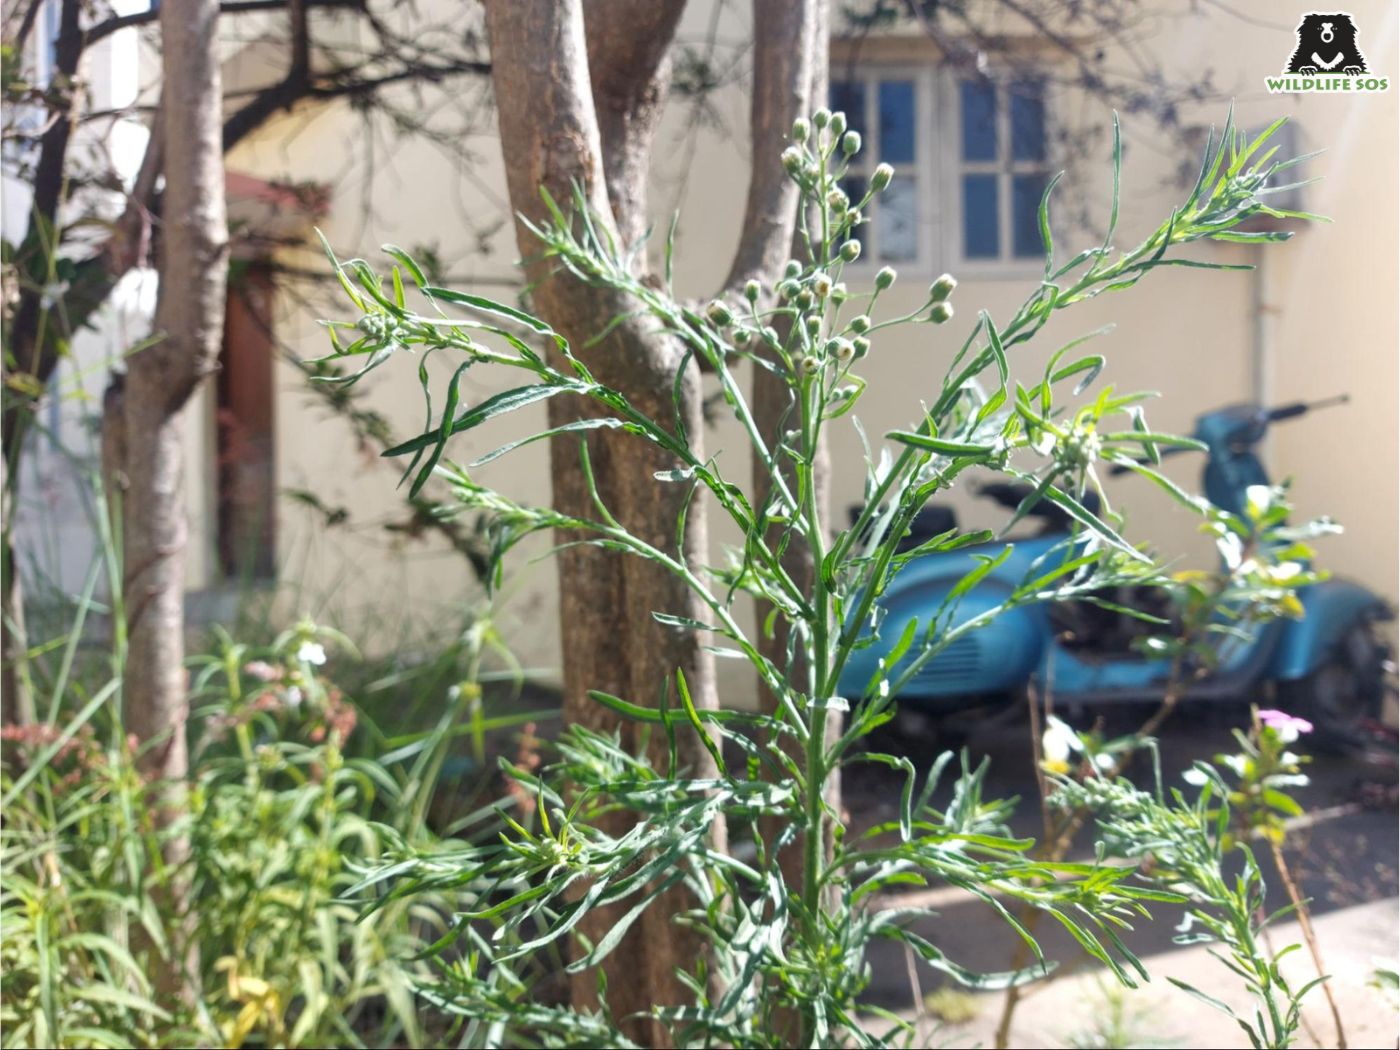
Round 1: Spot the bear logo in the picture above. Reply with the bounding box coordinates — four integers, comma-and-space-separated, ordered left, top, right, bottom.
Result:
1286, 13, 1368, 75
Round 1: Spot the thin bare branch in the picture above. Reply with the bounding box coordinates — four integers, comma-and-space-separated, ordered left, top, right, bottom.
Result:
722, 0, 826, 298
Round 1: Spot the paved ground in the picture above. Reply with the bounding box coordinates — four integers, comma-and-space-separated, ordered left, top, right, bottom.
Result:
846, 707, 1399, 1048
905, 897, 1397, 1049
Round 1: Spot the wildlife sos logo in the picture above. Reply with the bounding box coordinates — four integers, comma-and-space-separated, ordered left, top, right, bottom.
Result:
1266, 12, 1389, 93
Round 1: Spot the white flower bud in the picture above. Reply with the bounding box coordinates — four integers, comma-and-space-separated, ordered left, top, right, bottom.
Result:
827, 188, 849, 212
839, 239, 861, 262
792, 117, 810, 142
832, 338, 855, 364
784, 259, 802, 279
850, 314, 871, 334
779, 278, 801, 301
781, 146, 805, 176
706, 300, 734, 326
841, 131, 862, 156
870, 163, 894, 191
930, 273, 958, 301
875, 266, 897, 290
744, 278, 762, 303
929, 301, 954, 324
800, 354, 822, 376
852, 335, 871, 359
804, 314, 822, 336
296, 640, 327, 666
813, 108, 831, 129
812, 271, 833, 298
830, 111, 847, 136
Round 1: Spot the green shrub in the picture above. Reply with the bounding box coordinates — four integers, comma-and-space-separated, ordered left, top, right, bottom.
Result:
319, 107, 1325, 1048
1, 609, 513, 1047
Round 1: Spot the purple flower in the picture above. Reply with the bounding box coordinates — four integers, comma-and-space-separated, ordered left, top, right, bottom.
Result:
1257, 709, 1313, 741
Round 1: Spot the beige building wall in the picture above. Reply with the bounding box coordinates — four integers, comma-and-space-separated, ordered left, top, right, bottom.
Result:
220, 0, 1399, 694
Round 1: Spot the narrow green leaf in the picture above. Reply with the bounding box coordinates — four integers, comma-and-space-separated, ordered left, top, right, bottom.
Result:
383, 382, 588, 458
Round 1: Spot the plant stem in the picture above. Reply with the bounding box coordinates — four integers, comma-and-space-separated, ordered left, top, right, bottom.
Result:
1269, 837, 1348, 1049
800, 357, 832, 1047
993, 651, 1189, 1049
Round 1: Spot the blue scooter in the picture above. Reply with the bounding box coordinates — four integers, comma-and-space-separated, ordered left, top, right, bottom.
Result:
838, 399, 1393, 739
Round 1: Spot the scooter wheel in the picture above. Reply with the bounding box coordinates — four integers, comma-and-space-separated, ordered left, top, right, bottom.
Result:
1275, 624, 1387, 748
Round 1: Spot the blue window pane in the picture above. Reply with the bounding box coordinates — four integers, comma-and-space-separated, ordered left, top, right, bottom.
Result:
877, 175, 918, 261
840, 175, 868, 250
960, 80, 997, 161
963, 174, 999, 259
878, 80, 915, 164
1010, 82, 1046, 162
829, 80, 867, 141
1012, 173, 1048, 258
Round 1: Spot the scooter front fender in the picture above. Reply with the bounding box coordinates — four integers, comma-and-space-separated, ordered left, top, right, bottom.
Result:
1269, 578, 1393, 682
837, 579, 1047, 705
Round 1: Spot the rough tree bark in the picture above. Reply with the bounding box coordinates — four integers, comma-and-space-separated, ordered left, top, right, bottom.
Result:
484, 1, 825, 1041
484, 5, 710, 1040
118, 0, 228, 996
126, 0, 227, 778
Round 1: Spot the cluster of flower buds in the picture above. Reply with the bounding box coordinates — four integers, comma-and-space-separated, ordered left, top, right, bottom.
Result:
1056, 418, 1104, 473
928, 273, 958, 324
783, 109, 867, 202
356, 312, 405, 344
735, 109, 964, 395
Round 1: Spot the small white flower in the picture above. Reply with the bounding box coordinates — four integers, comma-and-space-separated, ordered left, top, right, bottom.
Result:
284, 685, 304, 709
1218, 753, 1248, 777
296, 640, 327, 666
1041, 716, 1081, 773
1182, 767, 1210, 786
1245, 484, 1273, 521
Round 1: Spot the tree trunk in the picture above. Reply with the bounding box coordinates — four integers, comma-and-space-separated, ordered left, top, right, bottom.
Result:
1, 465, 34, 725
0, 0, 85, 727
121, 0, 228, 1002
483, 2, 716, 1042
485, 1, 829, 1038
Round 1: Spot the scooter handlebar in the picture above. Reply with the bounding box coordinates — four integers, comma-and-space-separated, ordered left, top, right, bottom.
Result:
1109, 395, 1349, 475
1264, 393, 1349, 423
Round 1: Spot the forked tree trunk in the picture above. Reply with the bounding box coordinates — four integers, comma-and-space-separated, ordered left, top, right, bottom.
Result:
119, 0, 228, 1001
484, 1, 825, 1040
485, 5, 716, 1041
